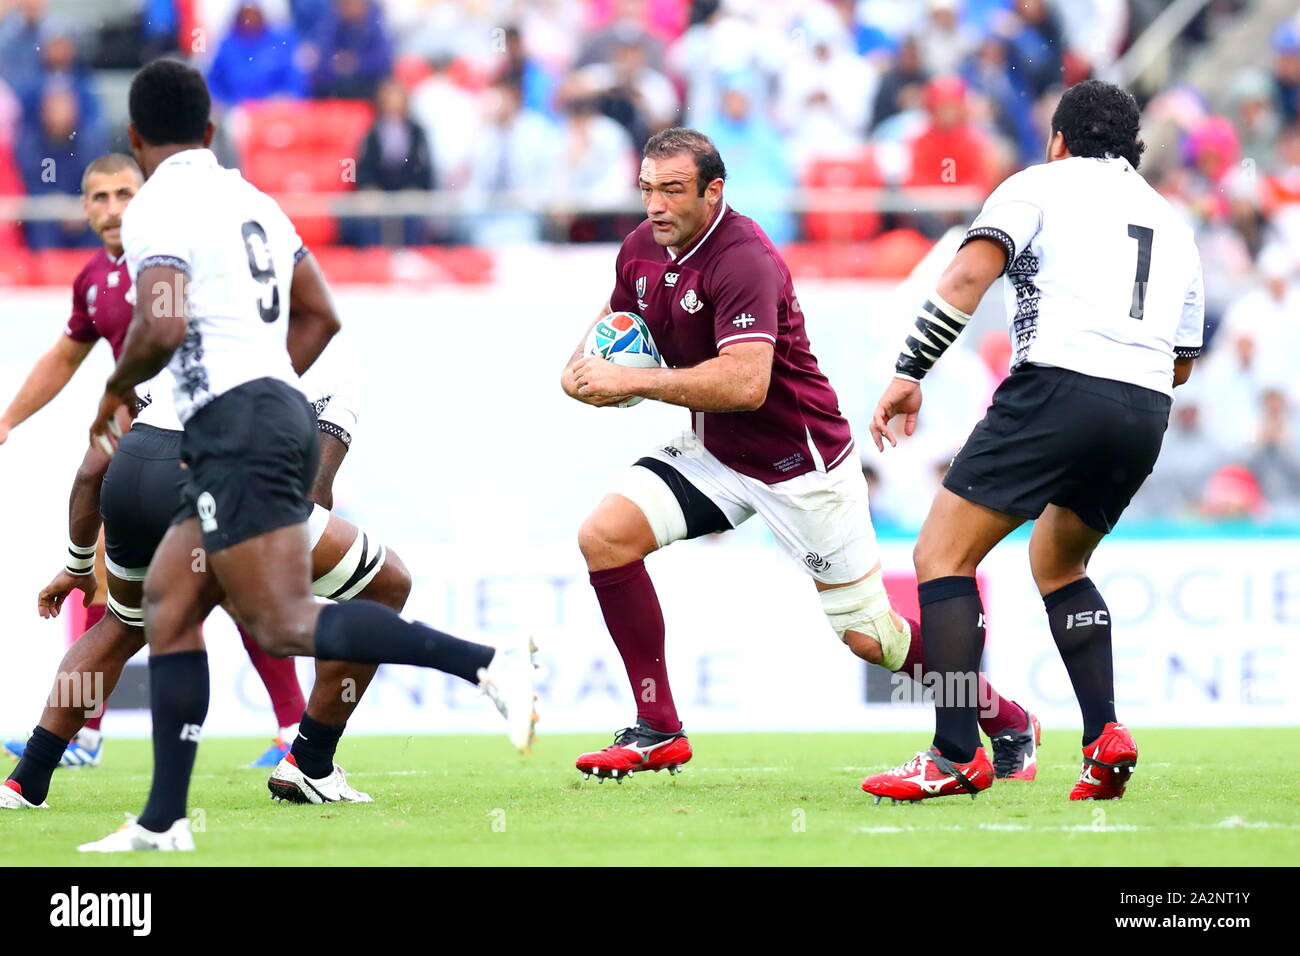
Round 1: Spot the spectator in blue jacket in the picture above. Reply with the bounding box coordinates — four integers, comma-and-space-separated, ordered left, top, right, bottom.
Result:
0, 0, 46, 96
303, 0, 392, 100
208, 2, 305, 105
18, 86, 108, 248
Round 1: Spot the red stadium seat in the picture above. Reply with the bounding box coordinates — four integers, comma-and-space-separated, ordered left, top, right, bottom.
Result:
0, 249, 35, 286
34, 249, 100, 287
782, 243, 875, 279
862, 229, 934, 278
802, 149, 883, 242
234, 100, 376, 246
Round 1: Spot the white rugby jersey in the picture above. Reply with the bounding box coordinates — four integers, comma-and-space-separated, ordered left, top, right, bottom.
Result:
121, 148, 303, 423
134, 343, 359, 443
963, 155, 1204, 396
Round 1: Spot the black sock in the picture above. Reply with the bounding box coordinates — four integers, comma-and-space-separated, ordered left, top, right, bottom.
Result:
1045, 577, 1116, 745
7, 726, 68, 806
920, 576, 986, 764
138, 651, 209, 834
290, 713, 345, 779
313, 601, 494, 684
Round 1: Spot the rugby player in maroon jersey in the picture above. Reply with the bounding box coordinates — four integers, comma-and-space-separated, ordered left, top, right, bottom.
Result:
561, 128, 1040, 783
0, 154, 311, 771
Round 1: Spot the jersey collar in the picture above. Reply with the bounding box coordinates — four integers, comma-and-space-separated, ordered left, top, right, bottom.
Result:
155, 148, 219, 175
668, 200, 728, 265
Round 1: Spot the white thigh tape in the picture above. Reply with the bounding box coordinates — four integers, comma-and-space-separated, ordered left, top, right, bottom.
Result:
307, 503, 331, 550
105, 554, 149, 582
610, 464, 688, 549
311, 528, 386, 602
107, 593, 144, 628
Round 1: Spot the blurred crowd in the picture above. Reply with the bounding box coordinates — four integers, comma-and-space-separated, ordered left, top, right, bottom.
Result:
1, 0, 1225, 247
2, 0, 1300, 526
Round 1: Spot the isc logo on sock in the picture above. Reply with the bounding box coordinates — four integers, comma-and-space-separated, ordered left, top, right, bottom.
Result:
179, 723, 202, 742
1065, 610, 1108, 629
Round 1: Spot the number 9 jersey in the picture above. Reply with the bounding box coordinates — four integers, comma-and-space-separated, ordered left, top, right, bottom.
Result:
121, 148, 303, 424
961, 154, 1204, 397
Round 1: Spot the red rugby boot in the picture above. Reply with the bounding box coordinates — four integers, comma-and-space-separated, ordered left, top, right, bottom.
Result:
861, 747, 994, 803
575, 721, 691, 782
990, 709, 1042, 780
1069, 722, 1138, 800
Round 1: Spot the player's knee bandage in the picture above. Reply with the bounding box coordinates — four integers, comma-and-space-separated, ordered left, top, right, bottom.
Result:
820, 570, 911, 671
610, 464, 688, 549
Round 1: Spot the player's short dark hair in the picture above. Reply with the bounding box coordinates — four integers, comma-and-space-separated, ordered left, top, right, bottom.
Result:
81, 153, 143, 193
1051, 79, 1145, 169
129, 58, 211, 147
643, 127, 727, 195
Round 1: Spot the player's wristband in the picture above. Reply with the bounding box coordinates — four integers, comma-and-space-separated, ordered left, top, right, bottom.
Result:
66, 539, 96, 576
894, 293, 973, 381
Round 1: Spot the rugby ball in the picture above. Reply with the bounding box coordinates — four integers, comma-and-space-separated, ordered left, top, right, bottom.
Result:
584, 311, 663, 408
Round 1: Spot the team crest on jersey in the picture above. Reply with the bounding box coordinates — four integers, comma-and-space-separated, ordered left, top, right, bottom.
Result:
664, 272, 679, 287
86, 284, 98, 316
680, 289, 703, 314
636, 276, 647, 297
107, 270, 121, 288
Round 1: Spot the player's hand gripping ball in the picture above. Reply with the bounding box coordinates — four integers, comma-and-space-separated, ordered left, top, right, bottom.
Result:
583, 312, 663, 408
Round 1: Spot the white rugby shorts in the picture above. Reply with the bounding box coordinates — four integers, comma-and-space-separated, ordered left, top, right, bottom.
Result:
611, 431, 879, 585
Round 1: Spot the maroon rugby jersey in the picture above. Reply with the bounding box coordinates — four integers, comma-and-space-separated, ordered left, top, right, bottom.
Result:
610, 201, 854, 484
64, 248, 132, 360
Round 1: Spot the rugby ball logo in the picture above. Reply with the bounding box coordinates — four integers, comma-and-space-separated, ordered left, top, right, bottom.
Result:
584, 311, 663, 409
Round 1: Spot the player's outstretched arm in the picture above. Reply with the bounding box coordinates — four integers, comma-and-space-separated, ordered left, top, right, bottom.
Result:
39, 441, 111, 618
107, 264, 188, 395
91, 264, 187, 450
308, 433, 349, 510
287, 251, 341, 376
0, 336, 94, 444
573, 341, 773, 412
870, 239, 1006, 451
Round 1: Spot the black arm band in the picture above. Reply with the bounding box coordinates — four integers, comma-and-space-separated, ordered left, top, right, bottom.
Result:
894, 296, 973, 381
1174, 346, 1201, 360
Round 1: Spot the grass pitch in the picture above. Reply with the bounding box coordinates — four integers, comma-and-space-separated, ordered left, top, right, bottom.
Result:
2, 729, 1296, 866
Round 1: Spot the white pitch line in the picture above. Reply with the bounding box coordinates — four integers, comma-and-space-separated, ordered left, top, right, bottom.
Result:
856, 819, 1300, 835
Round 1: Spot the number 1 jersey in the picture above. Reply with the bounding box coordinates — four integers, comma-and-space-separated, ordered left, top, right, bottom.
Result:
961, 155, 1204, 397
121, 148, 303, 424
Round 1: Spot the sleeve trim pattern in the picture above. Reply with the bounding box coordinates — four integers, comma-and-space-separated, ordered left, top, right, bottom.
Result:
960, 226, 1017, 276
138, 255, 192, 275
317, 419, 352, 446
716, 331, 777, 349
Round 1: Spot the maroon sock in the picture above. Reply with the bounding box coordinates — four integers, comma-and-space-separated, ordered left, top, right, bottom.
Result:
240, 625, 306, 730
899, 617, 1027, 738
80, 605, 108, 732
589, 560, 681, 734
